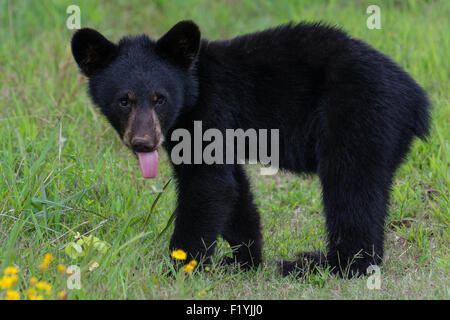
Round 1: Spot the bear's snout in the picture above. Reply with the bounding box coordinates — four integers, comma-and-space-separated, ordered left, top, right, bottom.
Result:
131, 135, 157, 153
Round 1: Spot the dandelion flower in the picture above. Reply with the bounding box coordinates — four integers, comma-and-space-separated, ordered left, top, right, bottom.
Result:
27, 288, 37, 299
183, 259, 198, 274
29, 294, 44, 300
3, 266, 19, 275
0, 277, 7, 289
29, 277, 38, 286
5, 290, 20, 300
27, 286, 43, 300
57, 264, 66, 274
198, 290, 207, 296
43, 253, 53, 261
0, 275, 18, 289
57, 291, 68, 300
39, 253, 54, 271
171, 249, 187, 260
39, 263, 48, 271
36, 281, 52, 294
183, 264, 195, 273
188, 260, 198, 267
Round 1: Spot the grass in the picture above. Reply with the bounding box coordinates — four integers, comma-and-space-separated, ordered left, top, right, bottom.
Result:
0, 0, 448, 299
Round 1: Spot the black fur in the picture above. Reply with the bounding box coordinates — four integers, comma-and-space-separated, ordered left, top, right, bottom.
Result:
71, 21, 430, 277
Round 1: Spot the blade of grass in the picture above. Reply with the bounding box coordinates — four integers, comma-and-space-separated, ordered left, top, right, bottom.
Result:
142, 178, 172, 229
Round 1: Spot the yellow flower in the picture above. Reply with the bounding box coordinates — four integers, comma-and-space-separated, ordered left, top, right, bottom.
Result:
43, 253, 53, 262
5, 290, 20, 300
29, 294, 44, 300
171, 249, 187, 260
183, 264, 195, 273
57, 291, 68, 300
39, 261, 49, 271
183, 259, 198, 273
198, 290, 207, 296
27, 287, 37, 299
36, 281, 52, 294
188, 260, 198, 267
39, 253, 54, 271
3, 266, 19, 275
57, 264, 66, 274
0, 277, 6, 289
0, 275, 18, 289
30, 277, 38, 286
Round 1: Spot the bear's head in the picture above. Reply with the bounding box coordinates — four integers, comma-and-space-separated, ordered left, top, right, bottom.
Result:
71, 20, 200, 178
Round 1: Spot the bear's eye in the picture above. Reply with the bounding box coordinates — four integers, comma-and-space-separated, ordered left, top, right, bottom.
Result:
152, 94, 167, 106
157, 96, 166, 105
119, 97, 129, 107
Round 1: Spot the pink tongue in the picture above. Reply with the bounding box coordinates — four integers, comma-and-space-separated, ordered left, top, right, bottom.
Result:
137, 151, 158, 178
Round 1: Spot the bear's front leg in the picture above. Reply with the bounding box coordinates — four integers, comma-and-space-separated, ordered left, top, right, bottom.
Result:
169, 164, 238, 266
221, 165, 262, 270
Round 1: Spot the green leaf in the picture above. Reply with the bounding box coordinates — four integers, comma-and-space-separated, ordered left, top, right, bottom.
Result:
65, 242, 85, 259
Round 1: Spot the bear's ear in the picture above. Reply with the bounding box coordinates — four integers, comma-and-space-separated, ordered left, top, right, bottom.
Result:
71, 28, 118, 77
156, 20, 201, 70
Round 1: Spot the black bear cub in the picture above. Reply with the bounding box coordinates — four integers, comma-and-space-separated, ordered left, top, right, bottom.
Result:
71, 21, 430, 277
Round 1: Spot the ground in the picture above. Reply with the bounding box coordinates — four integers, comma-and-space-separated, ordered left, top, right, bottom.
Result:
0, 0, 448, 299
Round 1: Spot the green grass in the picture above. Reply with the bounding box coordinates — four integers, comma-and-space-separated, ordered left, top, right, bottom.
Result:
0, 0, 448, 299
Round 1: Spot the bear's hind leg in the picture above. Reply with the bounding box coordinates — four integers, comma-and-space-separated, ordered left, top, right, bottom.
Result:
280, 144, 393, 278
318, 151, 392, 277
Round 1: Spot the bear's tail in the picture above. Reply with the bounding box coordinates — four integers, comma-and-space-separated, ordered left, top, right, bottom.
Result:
413, 89, 431, 140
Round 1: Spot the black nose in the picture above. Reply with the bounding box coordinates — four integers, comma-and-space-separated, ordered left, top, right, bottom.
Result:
131, 136, 155, 152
